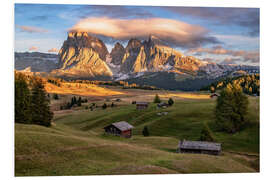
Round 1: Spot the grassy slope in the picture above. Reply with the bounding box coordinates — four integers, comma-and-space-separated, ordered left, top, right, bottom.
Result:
15, 96, 259, 176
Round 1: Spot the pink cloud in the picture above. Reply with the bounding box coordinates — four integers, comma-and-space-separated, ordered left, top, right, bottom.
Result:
17, 25, 48, 33
188, 46, 259, 63
69, 17, 219, 48
29, 46, 38, 51
48, 48, 59, 53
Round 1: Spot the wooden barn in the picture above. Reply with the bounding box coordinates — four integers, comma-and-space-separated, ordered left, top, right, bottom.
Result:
136, 102, 148, 110
177, 140, 221, 155
104, 121, 134, 138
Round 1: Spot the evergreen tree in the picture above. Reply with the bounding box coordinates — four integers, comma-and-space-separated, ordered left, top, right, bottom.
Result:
102, 103, 107, 109
30, 77, 53, 127
53, 94, 59, 100
153, 94, 161, 103
200, 123, 215, 142
15, 72, 32, 124
168, 98, 174, 106
215, 83, 249, 133
77, 97, 82, 106
142, 126, 150, 137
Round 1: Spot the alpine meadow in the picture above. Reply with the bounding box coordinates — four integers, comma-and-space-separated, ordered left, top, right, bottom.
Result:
14, 3, 260, 176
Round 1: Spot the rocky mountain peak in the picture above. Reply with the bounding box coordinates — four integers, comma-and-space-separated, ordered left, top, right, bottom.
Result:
125, 38, 142, 52
55, 32, 112, 77
110, 42, 125, 65
64, 31, 108, 61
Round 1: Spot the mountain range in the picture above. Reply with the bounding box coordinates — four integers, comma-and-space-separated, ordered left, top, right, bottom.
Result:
15, 32, 259, 90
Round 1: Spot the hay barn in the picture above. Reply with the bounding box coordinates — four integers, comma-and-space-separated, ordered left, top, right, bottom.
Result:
136, 102, 148, 110
177, 140, 221, 155
104, 121, 134, 138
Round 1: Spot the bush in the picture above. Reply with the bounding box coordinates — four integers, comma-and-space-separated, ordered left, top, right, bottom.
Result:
153, 94, 161, 103
53, 94, 59, 100
168, 98, 174, 106
215, 83, 249, 133
200, 123, 215, 142
102, 103, 107, 109
142, 126, 150, 137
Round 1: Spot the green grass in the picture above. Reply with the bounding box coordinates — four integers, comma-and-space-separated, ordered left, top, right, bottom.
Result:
15, 96, 259, 176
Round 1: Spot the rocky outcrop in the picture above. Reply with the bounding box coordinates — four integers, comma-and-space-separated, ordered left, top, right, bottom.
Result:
110, 42, 125, 65
56, 32, 112, 77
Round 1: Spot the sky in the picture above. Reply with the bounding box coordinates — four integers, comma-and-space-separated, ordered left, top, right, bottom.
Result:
14, 4, 260, 65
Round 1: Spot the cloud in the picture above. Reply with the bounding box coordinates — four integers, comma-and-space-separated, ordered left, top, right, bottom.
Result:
16, 25, 49, 33
48, 48, 59, 53
187, 46, 259, 63
220, 57, 242, 65
163, 7, 259, 37
29, 46, 38, 51
70, 17, 220, 48
78, 5, 154, 19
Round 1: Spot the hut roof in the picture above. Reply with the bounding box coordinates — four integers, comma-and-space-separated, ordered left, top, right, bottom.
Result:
136, 102, 148, 105
179, 140, 221, 151
111, 121, 134, 131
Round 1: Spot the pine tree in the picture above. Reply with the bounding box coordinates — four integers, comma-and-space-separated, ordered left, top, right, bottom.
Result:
215, 83, 249, 133
142, 126, 150, 137
53, 94, 59, 100
200, 123, 215, 142
15, 72, 32, 124
153, 94, 161, 103
77, 97, 82, 106
30, 76, 53, 127
102, 103, 107, 109
168, 98, 174, 106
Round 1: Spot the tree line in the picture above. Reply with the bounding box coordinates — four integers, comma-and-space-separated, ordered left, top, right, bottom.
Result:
201, 74, 260, 96
15, 72, 53, 127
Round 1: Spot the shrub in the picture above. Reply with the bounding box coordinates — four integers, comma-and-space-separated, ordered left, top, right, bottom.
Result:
142, 126, 150, 137
53, 94, 59, 100
168, 98, 174, 106
200, 123, 215, 142
102, 103, 107, 109
153, 94, 161, 103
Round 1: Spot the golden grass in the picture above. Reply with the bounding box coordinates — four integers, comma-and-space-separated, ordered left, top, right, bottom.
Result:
45, 82, 124, 96
148, 93, 210, 100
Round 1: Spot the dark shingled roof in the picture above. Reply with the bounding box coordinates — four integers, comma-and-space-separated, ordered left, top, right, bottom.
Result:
111, 121, 134, 131
136, 102, 148, 105
179, 140, 221, 151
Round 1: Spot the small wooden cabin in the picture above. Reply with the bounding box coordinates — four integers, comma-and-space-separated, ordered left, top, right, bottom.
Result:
177, 140, 221, 155
136, 102, 148, 110
104, 121, 134, 138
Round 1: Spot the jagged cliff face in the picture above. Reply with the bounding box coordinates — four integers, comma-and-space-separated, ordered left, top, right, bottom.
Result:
110, 42, 125, 65
56, 32, 112, 77
115, 36, 205, 74
52, 32, 258, 81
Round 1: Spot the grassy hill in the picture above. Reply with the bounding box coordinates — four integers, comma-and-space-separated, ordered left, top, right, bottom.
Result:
15, 95, 259, 176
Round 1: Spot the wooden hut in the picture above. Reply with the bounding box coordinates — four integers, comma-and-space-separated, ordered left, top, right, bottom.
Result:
104, 121, 134, 138
177, 140, 221, 155
136, 102, 148, 110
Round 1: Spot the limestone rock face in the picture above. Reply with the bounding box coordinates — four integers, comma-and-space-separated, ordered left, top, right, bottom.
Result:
57, 32, 112, 77
119, 36, 201, 74
110, 42, 125, 65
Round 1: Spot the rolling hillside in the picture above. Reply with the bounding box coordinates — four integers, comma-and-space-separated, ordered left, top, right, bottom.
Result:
15, 96, 259, 176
